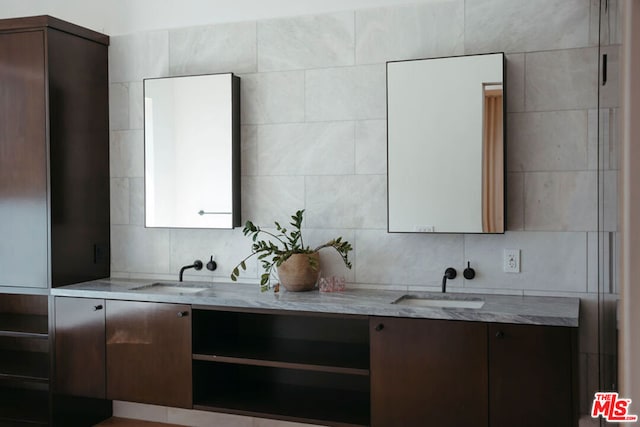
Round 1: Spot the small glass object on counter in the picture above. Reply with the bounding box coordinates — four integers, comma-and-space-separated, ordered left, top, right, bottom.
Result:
319, 276, 346, 293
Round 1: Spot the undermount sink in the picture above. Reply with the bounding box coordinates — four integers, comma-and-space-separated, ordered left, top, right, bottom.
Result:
131, 282, 209, 295
392, 294, 485, 309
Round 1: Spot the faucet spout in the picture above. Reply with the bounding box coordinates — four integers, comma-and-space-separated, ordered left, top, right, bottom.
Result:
179, 260, 203, 282
442, 267, 457, 293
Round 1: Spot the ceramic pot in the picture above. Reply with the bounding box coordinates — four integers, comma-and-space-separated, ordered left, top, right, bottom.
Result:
277, 252, 320, 292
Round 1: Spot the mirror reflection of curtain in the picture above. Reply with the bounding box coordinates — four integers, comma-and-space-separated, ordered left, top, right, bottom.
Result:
482, 84, 504, 233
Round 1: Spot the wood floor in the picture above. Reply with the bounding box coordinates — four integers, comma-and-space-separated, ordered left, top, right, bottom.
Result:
94, 418, 185, 427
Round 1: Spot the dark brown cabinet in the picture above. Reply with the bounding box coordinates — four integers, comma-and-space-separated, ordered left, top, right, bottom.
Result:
51, 299, 577, 426
489, 323, 577, 427
370, 317, 488, 427
0, 30, 48, 289
0, 15, 110, 290
54, 297, 106, 399
370, 317, 577, 427
0, 15, 110, 425
53, 297, 110, 426
106, 300, 192, 408
53, 298, 193, 411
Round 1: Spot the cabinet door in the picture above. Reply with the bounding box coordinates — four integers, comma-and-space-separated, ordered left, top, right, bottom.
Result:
47, 28, 110, 287
106, 300, 192, 408
489, 324, 576, 427
54, 297, 106, 398
0, 30, 48, 288
370, 317, 488, 427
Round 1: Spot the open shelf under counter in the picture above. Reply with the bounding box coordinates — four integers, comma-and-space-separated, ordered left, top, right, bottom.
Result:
193, 337, 369, 376
192, 308, 370, 374
193, 361, 370, 427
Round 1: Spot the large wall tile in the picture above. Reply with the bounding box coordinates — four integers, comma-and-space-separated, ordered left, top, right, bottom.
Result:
129, 177, 144, 226
305, 64, 385, 121
170, 228, 258, 280
590, 0, 622, 47
355, 120, 386, 175
110, 178, 130, 225
110, 130, 144, 178
169, 22, 257, 75
524, 171, 597, 231
506, 172, 524, 231
507, 110, 589, 172
589, 109, 620, 171
111, 225, 171, 274
240, 71, 305, 124
129, 81, 144, 130
258, 122, 355, 175
465, 0, 589, 53
109, 31, 169, 83
506, 53, 525, 113
589, 0, 601, 47
241, 176, 305, 227
587, 109, 599, 170
109, 83, 129, 130
305, 175, 386, 229
355, 1, 464, 64
608, 109, 620, 171
258, 11, 354, 71
464, 231, 587, 292
611, 0, 622, 45
603, 170, 618, 232
587, 231, 601, 294
241, 125, 258, 176
525, 48, 598, 111
355, 230, 463, 286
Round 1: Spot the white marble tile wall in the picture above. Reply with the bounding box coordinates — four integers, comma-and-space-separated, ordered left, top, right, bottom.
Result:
108, 0, 619, 419
108, 0, 614, 294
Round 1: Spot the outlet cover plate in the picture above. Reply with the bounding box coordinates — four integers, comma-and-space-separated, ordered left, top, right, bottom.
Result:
503, 249, 520, 273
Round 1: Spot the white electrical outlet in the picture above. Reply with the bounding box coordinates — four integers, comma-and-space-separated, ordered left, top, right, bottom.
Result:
503, 249, 520, 273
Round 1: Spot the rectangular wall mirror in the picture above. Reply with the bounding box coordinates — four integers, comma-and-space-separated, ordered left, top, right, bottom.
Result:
387, 52, 505, 234
144, 73, 240, 229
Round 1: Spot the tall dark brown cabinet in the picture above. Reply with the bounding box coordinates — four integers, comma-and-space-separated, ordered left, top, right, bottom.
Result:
0, 15, 110, 425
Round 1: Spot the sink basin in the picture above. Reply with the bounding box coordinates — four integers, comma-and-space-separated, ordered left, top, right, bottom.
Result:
131, 283, 209, 295
392, 295, 485, 309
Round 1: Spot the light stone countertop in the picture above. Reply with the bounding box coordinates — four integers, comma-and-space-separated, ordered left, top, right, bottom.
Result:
51, 278, 580, 327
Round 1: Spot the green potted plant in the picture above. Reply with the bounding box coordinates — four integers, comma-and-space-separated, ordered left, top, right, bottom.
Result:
230, 210, 352, 292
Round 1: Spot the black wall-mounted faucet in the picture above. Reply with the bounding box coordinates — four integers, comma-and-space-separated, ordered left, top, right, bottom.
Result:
179, 260, 203, 282
206, 255, 217, 272
463, 261, 476, 280
442, 267, 457, 293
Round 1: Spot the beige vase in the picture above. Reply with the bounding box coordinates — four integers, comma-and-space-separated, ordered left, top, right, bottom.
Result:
277, 252, 320, 292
